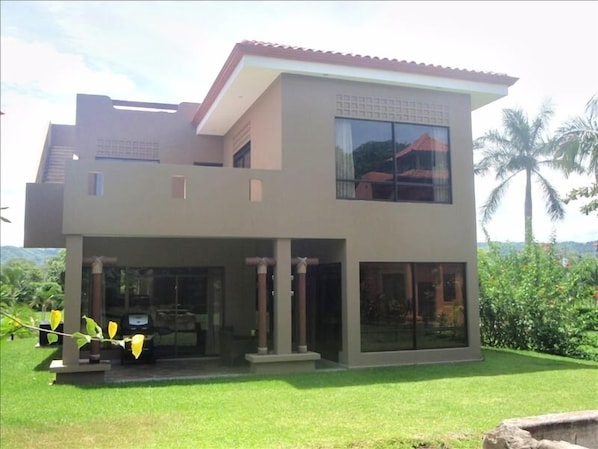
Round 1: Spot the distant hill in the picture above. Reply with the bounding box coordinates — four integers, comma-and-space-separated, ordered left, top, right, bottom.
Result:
1, 247, 60, 265
477, 241, 597, 257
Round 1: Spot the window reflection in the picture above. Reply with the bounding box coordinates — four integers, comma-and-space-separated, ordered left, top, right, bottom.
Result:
335, 118, 451, 203
360, 262, 467, 352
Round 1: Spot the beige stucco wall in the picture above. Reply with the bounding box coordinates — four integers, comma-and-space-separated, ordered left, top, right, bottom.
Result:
277, 74, 480, 366
24, 183, 65, 248
223, 77, 282, 169
75, 94, 223, 166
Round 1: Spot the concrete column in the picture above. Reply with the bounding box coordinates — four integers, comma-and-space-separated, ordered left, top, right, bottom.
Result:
63, 235, 83, 365
339, 240, 360, 366
295, 258, 307, 353
89, 258, 103, 363
273, 239, 292, 354
257, 260, 268, 355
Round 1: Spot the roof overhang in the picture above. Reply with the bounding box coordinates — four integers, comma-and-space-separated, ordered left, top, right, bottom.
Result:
194, 42, 518, 136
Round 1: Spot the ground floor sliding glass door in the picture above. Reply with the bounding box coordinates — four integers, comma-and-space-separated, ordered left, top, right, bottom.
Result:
96, 267, 224, 358
360, 262, 467, 352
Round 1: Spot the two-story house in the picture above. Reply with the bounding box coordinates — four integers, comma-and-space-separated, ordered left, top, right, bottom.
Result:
24, 41, 517, 383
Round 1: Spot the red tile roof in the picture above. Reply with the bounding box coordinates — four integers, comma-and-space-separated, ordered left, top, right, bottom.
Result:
397, 169, 450, 179
360, 171, 394, 182
360, 169, 450, 181
238, 40, 517, 83
396, 133, 449, 158
192, 40, 519, 126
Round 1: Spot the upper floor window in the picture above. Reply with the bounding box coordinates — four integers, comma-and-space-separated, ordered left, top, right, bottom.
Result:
88, 172, 104, 196
335, 118, 451, 203
233, 142, 251, 168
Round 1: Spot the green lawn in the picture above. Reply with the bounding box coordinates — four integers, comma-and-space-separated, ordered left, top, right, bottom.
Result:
1, 338, 597, 449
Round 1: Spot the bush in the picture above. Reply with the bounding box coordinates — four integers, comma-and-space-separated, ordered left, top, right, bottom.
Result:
479, 239, 598, 360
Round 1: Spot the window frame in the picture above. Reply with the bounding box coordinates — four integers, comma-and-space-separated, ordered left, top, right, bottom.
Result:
359, 261, 468, 352
335, 118, 452, 204
233, 141, 251, 168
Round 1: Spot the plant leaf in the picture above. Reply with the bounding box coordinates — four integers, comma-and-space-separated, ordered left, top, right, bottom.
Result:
130, 334, 145, 359
108, 321, 117, 339
72, 331, 91, 349
83, 316, 103, 339
50, 310, 62, 330
47, 333, 58, 344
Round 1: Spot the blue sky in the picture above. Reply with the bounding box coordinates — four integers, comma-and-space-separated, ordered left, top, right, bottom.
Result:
1, 1, 597, 246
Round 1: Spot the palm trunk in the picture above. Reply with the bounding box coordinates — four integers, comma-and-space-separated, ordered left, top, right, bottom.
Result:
524, 169, 533, 243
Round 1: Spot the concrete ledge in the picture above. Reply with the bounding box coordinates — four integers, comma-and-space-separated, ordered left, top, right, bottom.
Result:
50, 359, 111, 385
245, 352, 321, 374
484, 411, 598, 449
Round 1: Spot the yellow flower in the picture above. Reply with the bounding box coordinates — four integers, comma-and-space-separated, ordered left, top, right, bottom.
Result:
130, 334, 145, 359
50, 310, 62, 330
108, 321, 118, 339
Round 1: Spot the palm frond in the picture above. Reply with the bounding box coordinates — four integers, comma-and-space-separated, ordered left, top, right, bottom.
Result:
534, 171, 565, 221
480, 173, 517, 224
539, 155, 584, 175
502, 108, 531, 154
553, 94, 598, 176
529, 101, 554, 151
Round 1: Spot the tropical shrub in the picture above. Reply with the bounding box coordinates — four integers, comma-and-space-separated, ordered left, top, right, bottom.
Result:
478, 239, 598, 360
0, 259, 43, 305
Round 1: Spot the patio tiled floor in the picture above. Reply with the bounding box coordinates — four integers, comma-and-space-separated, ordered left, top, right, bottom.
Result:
105, 357, 252, 383
94, 351, 345, 384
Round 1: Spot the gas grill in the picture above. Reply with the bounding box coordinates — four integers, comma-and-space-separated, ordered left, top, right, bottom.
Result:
119, 313, 156, 364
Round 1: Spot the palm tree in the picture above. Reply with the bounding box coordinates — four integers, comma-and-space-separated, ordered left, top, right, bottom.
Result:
474, 103, 565, 242
553, 95, 598, 215
29, 282, 64, 323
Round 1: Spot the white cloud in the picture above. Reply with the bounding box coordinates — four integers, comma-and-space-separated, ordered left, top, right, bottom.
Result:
1, 36, 137, 98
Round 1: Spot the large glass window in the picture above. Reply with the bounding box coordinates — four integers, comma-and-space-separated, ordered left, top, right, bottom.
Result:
360, 262, 467, 352
335, 118, 451, 203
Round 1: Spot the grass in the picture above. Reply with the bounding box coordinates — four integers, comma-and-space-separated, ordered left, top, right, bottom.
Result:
1, 338, 597, 449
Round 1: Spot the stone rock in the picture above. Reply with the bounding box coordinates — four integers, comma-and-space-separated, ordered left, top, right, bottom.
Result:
482, 424, 590, 449
483, 424, 539, 449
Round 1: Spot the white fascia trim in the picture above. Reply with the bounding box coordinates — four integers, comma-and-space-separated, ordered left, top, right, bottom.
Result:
195, 58, 248, 135
246, 55, 509, 98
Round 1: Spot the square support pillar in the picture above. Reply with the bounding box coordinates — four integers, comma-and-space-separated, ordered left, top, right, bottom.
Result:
339, 240, 360, 366
62, 235, 83, 365
273, 238, 292, 354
